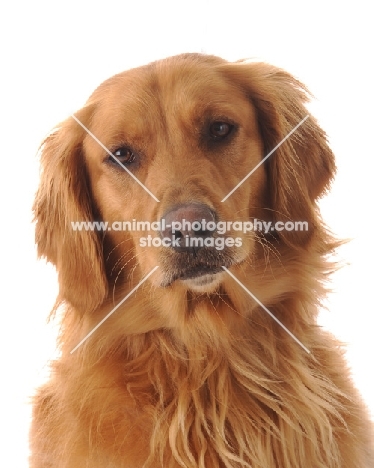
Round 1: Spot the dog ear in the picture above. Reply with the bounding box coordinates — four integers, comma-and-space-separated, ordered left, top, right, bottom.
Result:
33, 105, 108, 313
222, 62, 336, 247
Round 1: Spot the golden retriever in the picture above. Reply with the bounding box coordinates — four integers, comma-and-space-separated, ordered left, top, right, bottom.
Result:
31, 53, 373, 467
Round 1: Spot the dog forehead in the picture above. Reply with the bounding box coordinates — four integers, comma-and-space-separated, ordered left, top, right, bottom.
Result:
155, 56, 250, 115
94, 55, 246, 117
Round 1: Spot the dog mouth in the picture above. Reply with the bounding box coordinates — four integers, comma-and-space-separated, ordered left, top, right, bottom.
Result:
175, 265, 223, 281
160, 256, 235, 289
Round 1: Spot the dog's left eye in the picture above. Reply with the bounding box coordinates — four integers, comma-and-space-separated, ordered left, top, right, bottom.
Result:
209, 122, 234, 139
109, 146, 136, 165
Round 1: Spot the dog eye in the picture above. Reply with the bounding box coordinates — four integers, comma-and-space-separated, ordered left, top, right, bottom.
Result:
209, 122, 233, 139
109, 147, 136, 165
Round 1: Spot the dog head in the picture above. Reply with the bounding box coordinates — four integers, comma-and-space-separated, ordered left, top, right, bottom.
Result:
34, 54, 335, 315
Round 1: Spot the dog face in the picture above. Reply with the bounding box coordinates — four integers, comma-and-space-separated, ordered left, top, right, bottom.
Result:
34, 53, 335, 314
84, 55, 267, 295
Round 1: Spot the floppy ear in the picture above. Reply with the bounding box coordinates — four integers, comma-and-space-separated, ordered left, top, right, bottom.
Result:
33, 106, 107, 313
222, 62, 336, 247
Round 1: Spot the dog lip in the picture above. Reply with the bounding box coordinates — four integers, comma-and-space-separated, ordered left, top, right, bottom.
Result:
178, 265, 223, 281
161, 260, 234, 287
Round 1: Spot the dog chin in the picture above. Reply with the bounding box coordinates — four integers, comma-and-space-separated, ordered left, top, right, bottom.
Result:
180, 271, 224, 293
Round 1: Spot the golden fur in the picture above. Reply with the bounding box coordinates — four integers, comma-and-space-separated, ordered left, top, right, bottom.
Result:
31, 54, 373, 467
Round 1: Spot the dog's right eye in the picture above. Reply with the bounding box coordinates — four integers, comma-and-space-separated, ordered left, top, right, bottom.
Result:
108, 146, 136, 166
209, 121, 234, 140
206, 120, 237, 145
210, 122, 231, 138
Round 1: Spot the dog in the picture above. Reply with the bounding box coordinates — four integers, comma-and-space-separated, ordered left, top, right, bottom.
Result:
31, 53, 373, 467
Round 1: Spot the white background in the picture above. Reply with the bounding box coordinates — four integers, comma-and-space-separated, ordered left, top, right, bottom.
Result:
0, 1, 373, 466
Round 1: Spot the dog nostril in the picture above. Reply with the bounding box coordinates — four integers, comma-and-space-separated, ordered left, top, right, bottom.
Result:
192, 226, 210, 238
173, 230, 183, 239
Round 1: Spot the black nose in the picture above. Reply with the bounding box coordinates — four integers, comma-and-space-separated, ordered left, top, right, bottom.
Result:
160, 203, 217, 251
